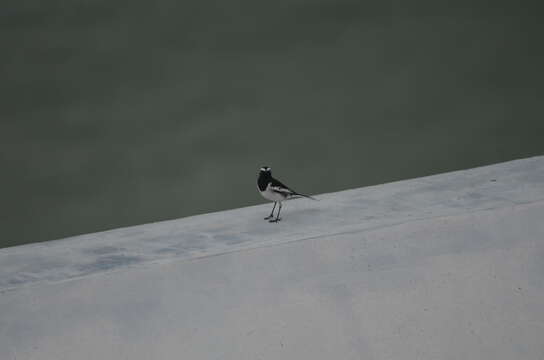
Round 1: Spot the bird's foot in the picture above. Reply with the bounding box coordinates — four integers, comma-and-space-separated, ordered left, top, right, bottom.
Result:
264, 215, 274, 220
269, 218, 281, 223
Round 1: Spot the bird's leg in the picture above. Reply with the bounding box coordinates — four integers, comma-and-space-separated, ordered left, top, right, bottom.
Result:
264, 202, 276, 220
269, 202, 282, 223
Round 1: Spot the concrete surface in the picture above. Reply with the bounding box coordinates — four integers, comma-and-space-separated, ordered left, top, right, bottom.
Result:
1, 156, 544, 359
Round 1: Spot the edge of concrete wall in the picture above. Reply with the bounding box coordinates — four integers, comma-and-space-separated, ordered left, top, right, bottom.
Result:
1, 155, 543, 293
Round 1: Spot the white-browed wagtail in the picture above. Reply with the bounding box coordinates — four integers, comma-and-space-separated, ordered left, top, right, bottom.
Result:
257, 166, 316, 222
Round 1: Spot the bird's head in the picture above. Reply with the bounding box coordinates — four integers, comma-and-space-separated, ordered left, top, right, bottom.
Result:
259, 166, 271, 175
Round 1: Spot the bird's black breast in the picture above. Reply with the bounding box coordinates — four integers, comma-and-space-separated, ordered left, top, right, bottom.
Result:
257, 174, 270, 191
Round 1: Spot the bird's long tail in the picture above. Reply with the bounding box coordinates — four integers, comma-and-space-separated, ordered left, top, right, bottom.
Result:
292, 192, 318, 201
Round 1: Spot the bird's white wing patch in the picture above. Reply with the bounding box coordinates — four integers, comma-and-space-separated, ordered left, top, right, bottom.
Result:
269, 185, 293, 195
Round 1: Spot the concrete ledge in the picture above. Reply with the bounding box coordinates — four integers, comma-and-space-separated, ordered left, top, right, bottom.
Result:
1, 156, 544, 359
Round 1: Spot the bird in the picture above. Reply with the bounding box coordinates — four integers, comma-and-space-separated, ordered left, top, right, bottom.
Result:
257, 166, 316, 223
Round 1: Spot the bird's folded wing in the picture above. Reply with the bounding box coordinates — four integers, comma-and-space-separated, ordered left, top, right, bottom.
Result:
270, 186, 295, 195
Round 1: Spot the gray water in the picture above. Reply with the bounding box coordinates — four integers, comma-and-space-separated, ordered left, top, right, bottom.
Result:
1, 0, 543, 248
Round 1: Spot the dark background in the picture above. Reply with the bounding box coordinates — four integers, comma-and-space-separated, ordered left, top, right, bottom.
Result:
1, 0, 543, 248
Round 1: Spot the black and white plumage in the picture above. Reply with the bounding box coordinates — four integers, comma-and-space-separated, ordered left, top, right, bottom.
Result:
257, 166, 316, 222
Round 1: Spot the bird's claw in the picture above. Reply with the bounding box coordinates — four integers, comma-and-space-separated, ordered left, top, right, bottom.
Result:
264, 215, 273, 220
269, 218, 281, 223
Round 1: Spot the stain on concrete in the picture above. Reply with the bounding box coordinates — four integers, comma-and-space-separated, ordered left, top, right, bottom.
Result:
78, 255, 143, 274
